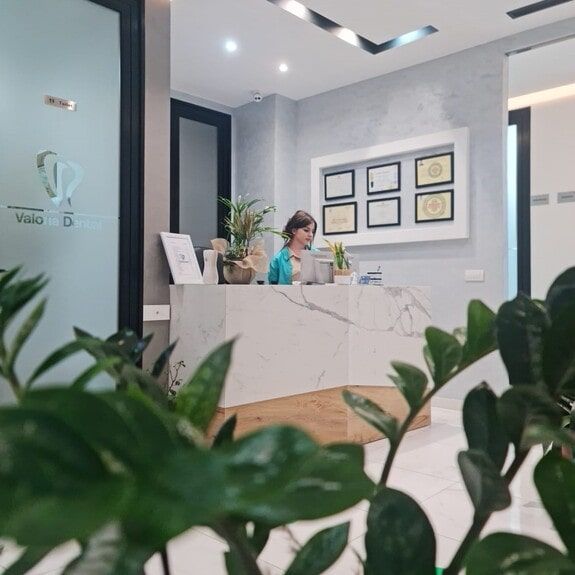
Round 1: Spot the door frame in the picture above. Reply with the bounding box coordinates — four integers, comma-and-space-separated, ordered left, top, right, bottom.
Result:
509, 107, 531, 296
170, 99, 232, 239
93, 0, 144, 335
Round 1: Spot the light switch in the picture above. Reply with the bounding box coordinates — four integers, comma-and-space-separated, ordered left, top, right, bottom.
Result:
143, 305, 170, 322
465, 269, 485, 282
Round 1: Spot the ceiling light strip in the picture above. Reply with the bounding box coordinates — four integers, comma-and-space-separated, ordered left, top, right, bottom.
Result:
266, 0, 438, 55
509, 82, 575, 110
507, 0, 573, 19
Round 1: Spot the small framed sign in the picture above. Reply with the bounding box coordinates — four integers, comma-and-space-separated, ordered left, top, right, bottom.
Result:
415, 190, 454, 223
324, 170, 355, 201
367, 197, 401, 228
415, 152, 454, 188
160, 232, 203, 284
323, 202, 357, 235
367, 162, 401, 194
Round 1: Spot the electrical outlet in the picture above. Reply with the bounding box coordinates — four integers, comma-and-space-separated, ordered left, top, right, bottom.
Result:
465, 269, 485, 282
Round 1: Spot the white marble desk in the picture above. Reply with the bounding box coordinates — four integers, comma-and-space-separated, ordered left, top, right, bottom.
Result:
169, 285, 432, 442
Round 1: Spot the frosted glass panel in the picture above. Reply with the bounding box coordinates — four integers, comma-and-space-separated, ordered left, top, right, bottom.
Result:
0, 0, 121, 397
179, 118, 219, 247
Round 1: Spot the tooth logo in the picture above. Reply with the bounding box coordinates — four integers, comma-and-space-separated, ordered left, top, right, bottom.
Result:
36, 150, 84, 208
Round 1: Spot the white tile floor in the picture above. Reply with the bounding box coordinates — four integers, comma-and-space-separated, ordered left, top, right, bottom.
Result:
0, 407, 563, 574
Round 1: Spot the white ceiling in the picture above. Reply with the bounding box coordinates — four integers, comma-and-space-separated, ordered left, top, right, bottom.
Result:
171, 0, 575, 108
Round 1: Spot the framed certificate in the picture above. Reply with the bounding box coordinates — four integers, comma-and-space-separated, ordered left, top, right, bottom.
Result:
160, 232, 203, 284
415, 190, 454, 223
367, 162, 401, 194
367, 197, 401, 228
324, 170, 355, 201
323, 202, 357, 235
415, 152, 454, 188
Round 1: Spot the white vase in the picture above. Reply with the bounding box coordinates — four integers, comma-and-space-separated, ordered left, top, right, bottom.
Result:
202, 250, 219, 285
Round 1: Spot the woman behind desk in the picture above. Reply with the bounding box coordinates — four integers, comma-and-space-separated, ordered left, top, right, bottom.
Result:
268, 210, 317, 285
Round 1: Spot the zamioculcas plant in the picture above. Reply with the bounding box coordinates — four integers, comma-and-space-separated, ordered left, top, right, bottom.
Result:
1, 265, 575, 574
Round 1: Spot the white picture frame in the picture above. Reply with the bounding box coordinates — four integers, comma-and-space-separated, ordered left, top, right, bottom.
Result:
160, 232, 203, 284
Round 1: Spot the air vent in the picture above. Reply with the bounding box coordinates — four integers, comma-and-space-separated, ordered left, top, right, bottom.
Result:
266, 0, 438, 55
507, 0, 573, 19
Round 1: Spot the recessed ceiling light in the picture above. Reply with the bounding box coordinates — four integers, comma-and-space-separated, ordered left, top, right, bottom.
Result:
279, 63, 289, 73
225, 40, 238, 53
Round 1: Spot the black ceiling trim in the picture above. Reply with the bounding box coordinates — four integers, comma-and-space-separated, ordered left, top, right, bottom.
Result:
266, 0, 438, 55
507, 0, 573, 19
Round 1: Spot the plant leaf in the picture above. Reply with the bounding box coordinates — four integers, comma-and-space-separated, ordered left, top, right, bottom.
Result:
461, 300, 497, 367
213, 414, 237, 448
546, 267, 575, 320
543, 300, 575, 395
71, 357, 123, 390
534, 451, 575, 558
458, 450, 511, 515
6, 299, 46, 372
26, 340, 83, 388
151, 341, 177, 378
284, 522, 349, 575
465, 533, 575, 574
175, 340, 235, 432
343, 390, 399, 444
424, 327, 462, 388
389, 362, 428, 410
463, 383, 508, 470
3, 546, 53, 575
496, 295, 549, 387
365, 488, 436, 575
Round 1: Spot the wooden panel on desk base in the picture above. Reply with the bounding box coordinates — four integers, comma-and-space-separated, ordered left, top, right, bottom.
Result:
209, 385, 430, 445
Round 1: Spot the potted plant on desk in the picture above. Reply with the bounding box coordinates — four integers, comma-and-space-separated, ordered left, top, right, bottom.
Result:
212, 196, 284, 284
325, 239, 352, 284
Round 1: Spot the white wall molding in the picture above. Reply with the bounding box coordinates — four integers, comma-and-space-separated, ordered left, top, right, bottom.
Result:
310, 127, 470, 247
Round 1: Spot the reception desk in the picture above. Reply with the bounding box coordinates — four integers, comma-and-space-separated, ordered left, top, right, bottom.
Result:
170, 285, 431, 443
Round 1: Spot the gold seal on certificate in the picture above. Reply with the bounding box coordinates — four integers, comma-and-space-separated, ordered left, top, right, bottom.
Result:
323, 202, 357, 235
415, 152, 454, 188
415, 190, 454, 223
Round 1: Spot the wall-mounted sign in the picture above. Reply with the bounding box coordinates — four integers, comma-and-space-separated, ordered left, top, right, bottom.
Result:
44, 95, 77, 112
531, 194, 549, 206
558, 192, 575, 204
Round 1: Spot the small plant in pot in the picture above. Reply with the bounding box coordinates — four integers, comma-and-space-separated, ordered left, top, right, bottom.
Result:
212, 196, 285, 284
324, 239, 352, 284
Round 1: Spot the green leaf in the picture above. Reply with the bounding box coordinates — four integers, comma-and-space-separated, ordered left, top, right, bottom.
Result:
343, 390, 399, 443
71, 357, 123, 390
105, 328, 153, 363
543, 300, 575, 394
424, 327, 463, 388
6, 299, 46, 371
458, 450, 511, 515
546, 267, 575, 320
534, 452, 575, 558
0, 267, 20, 293
389, 362, 428, 410
461, 300, 498, 367
3, 546, 53, 575
521, 424, 575, 450
26, 340, 83, 388
0, 275, 48, 332
151, 341, 177, 378
465, 533, 575, 574
496, 295, 549, 387
61, 523, 153, 575
175, 340, 235, 432
213, 414, 237, 448
498, 386, 562, 450
365, 488, 436, 575
284, 522, 350, 575
118, 364, 168, 407
463, 383, 508, 470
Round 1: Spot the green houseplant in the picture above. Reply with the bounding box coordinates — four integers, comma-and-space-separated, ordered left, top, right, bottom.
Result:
1, 266, 575, 574
211, 196, 285, 284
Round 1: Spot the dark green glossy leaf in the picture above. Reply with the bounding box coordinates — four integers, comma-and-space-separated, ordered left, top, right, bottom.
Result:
465, 533, 575, 574
0, 275, 47, 332
389, 362, 428, 410
151, 341, 177, 378
546, 267, 575, 320
6, 299, 46, 371
461, 300, 498, 367
365, 488, 436, 575
496, 295, 549, 387
458, 450, 511, 515
463, 383, 508, 470
175, 340, 235, 432
498, 386, 562, 450
343, 390, 399, 443
27, 340, 83, 387
0, 267, 20, 293
213, 414, 237, 448
543, 300, 575, 394
522, 424, 575, 450
424, 327, 462, 388
534, 452, 575, 557
118, 364, 168, 407
61, 523, 153, 575
3, 546, 53, 575
285, 522, 349, 575
105, 328, 152, 363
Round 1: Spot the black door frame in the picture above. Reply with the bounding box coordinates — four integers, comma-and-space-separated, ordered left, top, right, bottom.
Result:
91, 0, 144, 335
509, 107, 532, 296
170, 99, 232, 239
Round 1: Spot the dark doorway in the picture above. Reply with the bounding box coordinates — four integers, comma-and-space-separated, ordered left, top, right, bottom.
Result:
170, 100, 232, 245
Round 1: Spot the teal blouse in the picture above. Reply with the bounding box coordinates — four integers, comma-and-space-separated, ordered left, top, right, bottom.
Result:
268, 246, 293, 285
